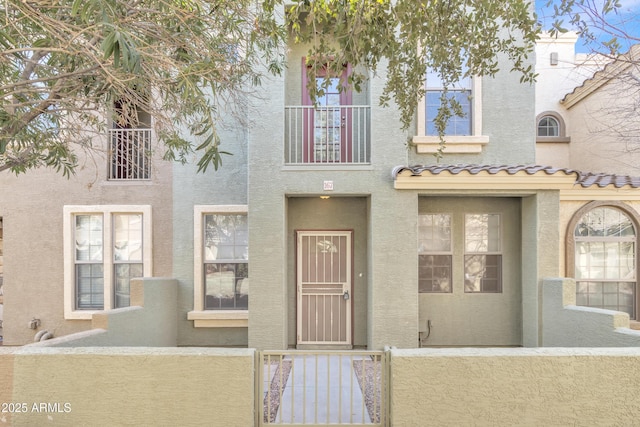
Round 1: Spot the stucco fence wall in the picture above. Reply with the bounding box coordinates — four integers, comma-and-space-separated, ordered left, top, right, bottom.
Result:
0, 347, 254, 426
390, 347, 640, 426
2, 347, 640, 425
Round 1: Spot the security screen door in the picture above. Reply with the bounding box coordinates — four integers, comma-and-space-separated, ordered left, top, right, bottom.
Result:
296, 231, 352, 346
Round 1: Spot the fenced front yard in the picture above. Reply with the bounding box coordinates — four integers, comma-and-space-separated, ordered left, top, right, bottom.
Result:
3, 346, 640, 426
259, 351, 388, 426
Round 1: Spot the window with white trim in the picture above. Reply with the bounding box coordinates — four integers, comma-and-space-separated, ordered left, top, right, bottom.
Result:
189, 205, 249, 326
64, 206, 152, 319
413, 68, 488, 153
203, 212, 248, 310
425, 69, 471, 136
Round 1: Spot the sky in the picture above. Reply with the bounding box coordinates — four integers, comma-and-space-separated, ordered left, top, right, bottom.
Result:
535, 0, 640, 53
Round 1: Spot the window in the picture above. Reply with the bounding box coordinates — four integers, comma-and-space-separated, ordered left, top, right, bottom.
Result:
537, 116, 559, 137
464, 214, 502, 293
189, 205, 249, 327
535, 111, 570, 143
413, 69, 488, 153
418, 214, 452, 293
572, 205, 636, 318
64, 206, 152, 319
203, 213, 248, 310
425, 68, 471, 136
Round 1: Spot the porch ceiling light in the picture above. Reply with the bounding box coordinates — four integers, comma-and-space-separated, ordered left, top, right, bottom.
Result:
320, 196, 330, 199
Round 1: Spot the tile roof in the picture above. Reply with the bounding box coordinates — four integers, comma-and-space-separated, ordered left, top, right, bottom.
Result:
392, 164, 640, 189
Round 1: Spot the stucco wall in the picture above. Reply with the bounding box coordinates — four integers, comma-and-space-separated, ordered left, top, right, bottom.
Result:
4, 346, 640, 426
171, 107, 249, 347
408, 33, 536, 166
248, 6, 417, 350
563, 69, 640, 176
390, 347, 640, 426
542, 277, 640, 346
2, 347, 254, 427
0, 138, 173, 346
287, 197, 368, 347
29, 278, 178, 348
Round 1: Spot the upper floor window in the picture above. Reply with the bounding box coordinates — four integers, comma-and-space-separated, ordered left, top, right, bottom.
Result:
536, 111, 570, 143
570, 203, 637, 319
425, 68, 471, 136
64, 205, 153, 319
537, 115, 559, 137
413, 68, 488, 153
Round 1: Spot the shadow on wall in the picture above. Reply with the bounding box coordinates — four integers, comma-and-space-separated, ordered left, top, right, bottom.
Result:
28, 277, 178, 348
542, 277, 640, 346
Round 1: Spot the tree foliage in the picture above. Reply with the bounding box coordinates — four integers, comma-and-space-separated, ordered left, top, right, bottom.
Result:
287, 0, 538, 131
545, 0, 640, 55
0, 0, 539, 175
0, 0, 284, 175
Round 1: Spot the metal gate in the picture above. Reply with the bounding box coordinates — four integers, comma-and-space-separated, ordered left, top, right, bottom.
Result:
257, 350, 388, 426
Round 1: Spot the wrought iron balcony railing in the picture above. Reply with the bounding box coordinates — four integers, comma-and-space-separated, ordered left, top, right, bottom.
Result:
107, 128, 152, 180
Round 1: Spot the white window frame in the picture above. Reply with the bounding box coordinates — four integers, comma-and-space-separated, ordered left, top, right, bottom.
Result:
413, 75, 489, 153
63, 205, 153, 319
188, 205, 249, 328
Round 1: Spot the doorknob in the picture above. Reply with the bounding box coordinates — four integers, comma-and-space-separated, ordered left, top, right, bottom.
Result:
343, 291, 350, 300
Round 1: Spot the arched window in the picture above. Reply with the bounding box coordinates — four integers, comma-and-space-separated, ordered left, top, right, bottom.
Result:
568, 202, 638, 318
535, 111, 570, 143
537, 115, 559, 137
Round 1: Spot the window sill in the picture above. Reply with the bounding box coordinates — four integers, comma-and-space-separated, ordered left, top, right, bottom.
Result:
65, 310, 99, 320
187, 310, 248, 328
536, 136, 571, 143
412, 136, 489, 154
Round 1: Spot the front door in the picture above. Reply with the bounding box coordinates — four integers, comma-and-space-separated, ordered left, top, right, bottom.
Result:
296, 231, 352, 347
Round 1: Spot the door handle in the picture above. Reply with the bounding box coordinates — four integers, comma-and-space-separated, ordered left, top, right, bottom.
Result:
343, 291, 350, 301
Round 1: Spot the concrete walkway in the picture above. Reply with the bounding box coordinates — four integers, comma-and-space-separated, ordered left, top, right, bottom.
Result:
273, 354, 372, 424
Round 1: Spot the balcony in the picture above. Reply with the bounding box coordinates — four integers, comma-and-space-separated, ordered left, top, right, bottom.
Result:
108, 128, 152, 180
284, 105, 370, 165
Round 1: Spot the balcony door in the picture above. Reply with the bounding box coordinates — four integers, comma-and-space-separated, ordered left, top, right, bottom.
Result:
302, 60, 352, 163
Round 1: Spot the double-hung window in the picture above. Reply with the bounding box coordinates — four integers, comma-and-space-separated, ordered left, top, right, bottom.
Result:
413, 67, 488, 153
64, 205, 152, 319
418, 212, 502, 294
418, 214, 452, 293
425, 69, 472, 136
189, 205, 249, 327
464, 214, 502, 293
